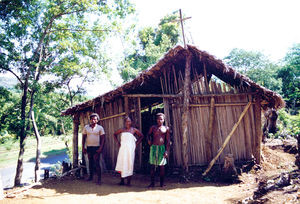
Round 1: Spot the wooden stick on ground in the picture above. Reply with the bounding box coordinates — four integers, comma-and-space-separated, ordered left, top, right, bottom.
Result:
202, 102, 252, 176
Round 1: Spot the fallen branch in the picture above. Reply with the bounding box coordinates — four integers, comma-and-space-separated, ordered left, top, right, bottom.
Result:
59, 166, 86, 178
5, 183, 41, 198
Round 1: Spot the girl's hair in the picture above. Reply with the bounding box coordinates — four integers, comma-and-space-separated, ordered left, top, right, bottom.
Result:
156, 113, 165, 119
124, 116, 132, 122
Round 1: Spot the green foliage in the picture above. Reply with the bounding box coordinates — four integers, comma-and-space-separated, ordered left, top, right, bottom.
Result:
277, 43, 300, 114
224, 45, 299, 114
224, 48, 269, 73
275, 109, 300, 138
120, 12, 181, 81
0, 0, 135, 140
0, 87, 21, 136
0, 134, 16, 146
50, 161, 63, 177
0, 84, 86, 139
223, 48, 282, 94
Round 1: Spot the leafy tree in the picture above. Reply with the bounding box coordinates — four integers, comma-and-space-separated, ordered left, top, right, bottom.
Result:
223, 48, 282, 94
277, 43, 300, 114
224, 48, 270, 73
120, 12, 181, 81
0, 0, 134, 186
0, 87, 21, 137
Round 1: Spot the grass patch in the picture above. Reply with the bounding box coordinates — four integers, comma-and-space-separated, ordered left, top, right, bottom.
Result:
0, 134, 72, 168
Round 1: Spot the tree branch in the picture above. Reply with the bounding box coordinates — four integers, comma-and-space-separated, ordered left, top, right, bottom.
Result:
0, 66, 24, 86
49, 28, 111, 33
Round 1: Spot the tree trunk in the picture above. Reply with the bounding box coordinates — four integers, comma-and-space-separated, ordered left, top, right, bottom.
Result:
14, 137, 26, 186
61, 120, 66, 135
181, 51, 192, 173
31, 111, 41, 182
14, 70, 30, 186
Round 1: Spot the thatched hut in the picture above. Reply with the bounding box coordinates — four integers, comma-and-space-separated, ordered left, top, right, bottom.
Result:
62, 45, 284, 173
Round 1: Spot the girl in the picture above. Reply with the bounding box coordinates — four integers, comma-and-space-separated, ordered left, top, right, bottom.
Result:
113, 117, 144, 186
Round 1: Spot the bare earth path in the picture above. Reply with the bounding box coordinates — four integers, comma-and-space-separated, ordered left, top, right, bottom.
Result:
2, 147, 298, 204
2, 174, 253, 204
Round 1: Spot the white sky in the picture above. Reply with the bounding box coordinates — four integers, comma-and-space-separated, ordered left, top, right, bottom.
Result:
132, 0, 300, 61
85, 0, 300, 97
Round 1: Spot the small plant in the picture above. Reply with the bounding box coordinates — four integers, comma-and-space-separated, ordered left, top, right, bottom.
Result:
50, 161, 63, 177
274, 109, 300, 138
0, 133, 14, 144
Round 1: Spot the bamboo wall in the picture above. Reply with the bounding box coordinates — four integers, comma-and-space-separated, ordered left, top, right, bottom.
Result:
160, 63, 258, 167
171, 80, 255, 166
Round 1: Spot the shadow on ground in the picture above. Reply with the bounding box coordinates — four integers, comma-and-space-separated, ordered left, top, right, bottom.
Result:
27, 148, 68, 164
25, 173, 234, 199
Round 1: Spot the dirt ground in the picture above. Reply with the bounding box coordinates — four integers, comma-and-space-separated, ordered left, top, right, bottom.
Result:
2, 146, 299, 204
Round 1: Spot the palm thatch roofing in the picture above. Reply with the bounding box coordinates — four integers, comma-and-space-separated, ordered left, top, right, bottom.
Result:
62, 45, 284, 116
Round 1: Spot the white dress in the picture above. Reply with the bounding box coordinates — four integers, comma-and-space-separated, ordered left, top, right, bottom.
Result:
115, 132, 137, 178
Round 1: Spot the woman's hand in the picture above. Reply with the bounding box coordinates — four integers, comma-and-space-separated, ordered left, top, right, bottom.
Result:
163, 151, 168, 158
148, 140, 152, 146
82, 148, 87, 154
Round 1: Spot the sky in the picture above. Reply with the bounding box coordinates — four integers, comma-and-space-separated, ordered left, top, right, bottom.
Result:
132, 0, 300, 61
84, 0, 300, 97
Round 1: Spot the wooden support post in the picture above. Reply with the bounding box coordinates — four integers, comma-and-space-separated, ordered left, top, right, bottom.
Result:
124, 96, 129, 117
137, 97, 142, 130
205, 97, 215, 162
137, 97, 142, 169
181, 51, 192, 173
202, 102, 251, 176
254, 97, 262, 164
72, 113, 79, 168
163, 98, 170, 127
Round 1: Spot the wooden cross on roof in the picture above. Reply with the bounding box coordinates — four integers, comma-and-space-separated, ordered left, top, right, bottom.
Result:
171, 9, 192, 49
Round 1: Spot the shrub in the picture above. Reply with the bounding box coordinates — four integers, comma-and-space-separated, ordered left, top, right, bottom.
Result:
275, 109, 300, 138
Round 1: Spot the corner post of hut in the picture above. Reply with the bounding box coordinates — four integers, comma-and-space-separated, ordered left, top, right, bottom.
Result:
181, 49, 192, 173
134, 97, 142, 169
254, 96, 263, 164
72, 113, 80, 168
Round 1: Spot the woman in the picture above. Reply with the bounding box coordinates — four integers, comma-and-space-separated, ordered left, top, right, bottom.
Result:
113, 116, 144, 186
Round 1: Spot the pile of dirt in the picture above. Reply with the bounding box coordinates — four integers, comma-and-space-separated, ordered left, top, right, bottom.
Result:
238, 141, 299, 204
265, 137, 298, 154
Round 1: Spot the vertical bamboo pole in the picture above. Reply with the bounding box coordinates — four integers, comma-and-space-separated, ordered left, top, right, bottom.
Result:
124, 96, 129, 117
181, 51, 192, 172
137, 97, 142, 169
73, 113, 79, 168
254, 97, 262, 164
243, 95, 253, 159
163, 98, 170, 127
205, 97, 215, 162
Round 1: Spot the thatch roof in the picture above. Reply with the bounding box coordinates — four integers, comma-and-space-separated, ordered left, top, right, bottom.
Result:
62, 45, 284, 116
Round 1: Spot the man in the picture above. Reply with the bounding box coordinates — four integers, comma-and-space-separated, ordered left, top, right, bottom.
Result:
82, 113, 105, 185
147, 113, 170, 187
